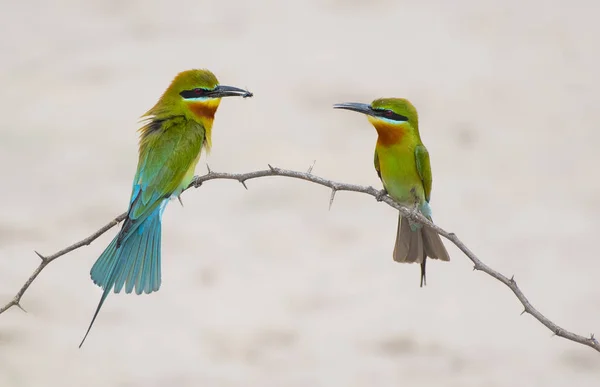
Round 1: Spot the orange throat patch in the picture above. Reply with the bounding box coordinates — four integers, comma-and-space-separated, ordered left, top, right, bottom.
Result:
186, 99, 221, 151
187, 100, 219, 122
368, 117, 408, 147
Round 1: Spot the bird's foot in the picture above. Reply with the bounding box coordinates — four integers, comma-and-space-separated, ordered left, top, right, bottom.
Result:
409, 202, 421, 218
375, 188, 388, 202
406, 202, 423, 230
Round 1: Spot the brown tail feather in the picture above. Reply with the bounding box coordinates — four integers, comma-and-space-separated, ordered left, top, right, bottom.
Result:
392, 213, 450, 286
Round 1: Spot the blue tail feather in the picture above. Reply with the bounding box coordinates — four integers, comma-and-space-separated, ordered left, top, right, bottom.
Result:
139, 232, 151, 294
127, 225, 147, 294
80, 206, 163, 347
90, 237, 119, 289
113, 234, 136, 293
79, 281, 112, 348
152, 227, 161, 292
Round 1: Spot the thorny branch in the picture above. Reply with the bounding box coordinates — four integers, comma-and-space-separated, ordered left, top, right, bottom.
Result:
1, 165, 598, 353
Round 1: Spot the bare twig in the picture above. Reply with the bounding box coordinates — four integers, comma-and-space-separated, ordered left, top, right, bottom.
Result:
1, 166, 598, 353
0, 214, 126, 315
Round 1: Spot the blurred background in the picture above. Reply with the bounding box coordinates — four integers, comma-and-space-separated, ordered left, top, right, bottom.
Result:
1, 0, 599, 385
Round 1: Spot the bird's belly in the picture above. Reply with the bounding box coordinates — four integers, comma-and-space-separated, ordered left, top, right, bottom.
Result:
378, 151, 424, 205
173, 151, 202, 198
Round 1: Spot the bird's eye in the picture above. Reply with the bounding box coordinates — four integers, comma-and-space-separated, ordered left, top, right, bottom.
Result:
374, 108, 408, 122
179, 88, 209, 99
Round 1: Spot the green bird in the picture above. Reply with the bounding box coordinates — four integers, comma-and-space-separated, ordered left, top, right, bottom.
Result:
80, 69, 252, 347
333, 98, 449, 286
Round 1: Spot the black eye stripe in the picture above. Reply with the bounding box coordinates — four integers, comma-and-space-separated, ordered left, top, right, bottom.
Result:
180, 88, 210, 99
373, 109, 408, 122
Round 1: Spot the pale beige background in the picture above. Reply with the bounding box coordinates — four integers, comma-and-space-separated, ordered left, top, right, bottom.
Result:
1, 1, 599, 386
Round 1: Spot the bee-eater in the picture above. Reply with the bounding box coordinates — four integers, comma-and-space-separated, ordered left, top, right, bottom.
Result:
333, 98, 449, 286
79, 69, 252, 347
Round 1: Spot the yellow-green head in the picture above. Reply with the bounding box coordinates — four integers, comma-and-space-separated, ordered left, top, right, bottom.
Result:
144, 68, 252, 128
333, 98, 419, 145
141, 69, 252, 151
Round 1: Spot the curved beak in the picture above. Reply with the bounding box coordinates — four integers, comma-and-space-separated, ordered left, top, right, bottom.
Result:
333, 102, 375, 116
207, 85, 253, 98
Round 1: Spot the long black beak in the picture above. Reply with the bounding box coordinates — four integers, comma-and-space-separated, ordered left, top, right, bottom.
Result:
208, 85, 253, 98
333, 102, 375, 116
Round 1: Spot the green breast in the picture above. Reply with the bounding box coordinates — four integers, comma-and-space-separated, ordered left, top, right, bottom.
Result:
376, 143, 425, 206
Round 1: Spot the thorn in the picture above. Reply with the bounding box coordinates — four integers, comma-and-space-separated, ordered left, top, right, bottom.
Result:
177, 195, 184, 207
509, 275, 515, 284
307, 160, 316, 174
15, 302, 27, 313
520, 309, 527, 316
591, 333, 597, 343
206, 164, 212, 174
240, 180, 248, 190
268, 164, 275, 172
34, 250, 46, 261
329, 188, 337, 210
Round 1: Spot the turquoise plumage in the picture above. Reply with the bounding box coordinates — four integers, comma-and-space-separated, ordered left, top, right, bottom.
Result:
78, 69, 252, 347
79, 196, 166, 347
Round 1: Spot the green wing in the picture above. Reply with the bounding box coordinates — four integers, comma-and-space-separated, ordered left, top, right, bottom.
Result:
374, 149, 382, 180
414, 144, 432, 203
129, 118, 203, 221
116, 117, 203, 246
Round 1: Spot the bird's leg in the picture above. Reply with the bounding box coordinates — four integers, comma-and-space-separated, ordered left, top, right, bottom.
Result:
375, 187, 388, 202
410, 188, 421, 216
407, 188, 422, 228
411, 201, 420, 216
407, 203, 422, 230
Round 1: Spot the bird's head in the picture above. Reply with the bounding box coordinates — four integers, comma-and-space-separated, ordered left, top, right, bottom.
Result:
333, 98, 419, 144
145, 69, 252, 129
